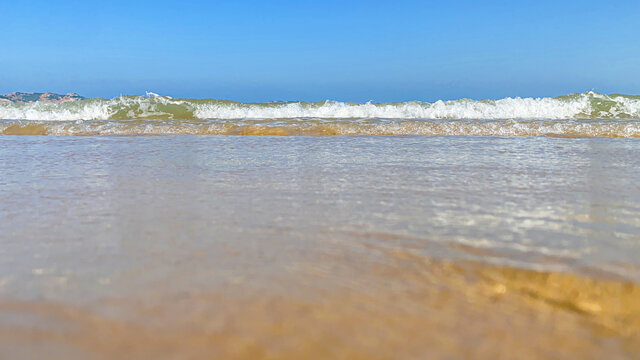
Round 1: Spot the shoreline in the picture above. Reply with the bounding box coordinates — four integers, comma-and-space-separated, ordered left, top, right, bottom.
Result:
1, 258, 638, 359
1, 134, 639, 358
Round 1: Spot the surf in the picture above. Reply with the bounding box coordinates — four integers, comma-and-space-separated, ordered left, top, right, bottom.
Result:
1, 92, 640, 121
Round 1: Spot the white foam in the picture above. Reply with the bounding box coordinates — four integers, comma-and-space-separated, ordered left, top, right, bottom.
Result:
193, 98, 582, 119
1, 92, 639, 121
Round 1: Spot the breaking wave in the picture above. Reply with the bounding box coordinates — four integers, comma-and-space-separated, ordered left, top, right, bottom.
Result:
1, 92, 640, 136
1, 92, 639, 121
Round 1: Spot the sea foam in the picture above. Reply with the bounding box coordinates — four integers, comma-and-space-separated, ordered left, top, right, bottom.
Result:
1, 92, 640, 121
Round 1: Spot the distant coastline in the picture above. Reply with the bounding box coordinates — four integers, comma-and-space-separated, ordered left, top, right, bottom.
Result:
0, 92, 84, 104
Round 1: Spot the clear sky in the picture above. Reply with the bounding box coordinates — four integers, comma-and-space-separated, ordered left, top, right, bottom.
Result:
1, 0, 639, 102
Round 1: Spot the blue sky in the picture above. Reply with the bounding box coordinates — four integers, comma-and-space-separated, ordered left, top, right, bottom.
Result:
1, 0, 639, 102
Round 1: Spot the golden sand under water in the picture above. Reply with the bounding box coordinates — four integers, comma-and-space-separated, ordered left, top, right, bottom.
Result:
1, 258, 639, 359
2, 118, 640, 137
1, 135, 639, 359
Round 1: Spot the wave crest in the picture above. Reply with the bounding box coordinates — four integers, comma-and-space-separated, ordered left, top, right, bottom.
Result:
1, 92, 640, 121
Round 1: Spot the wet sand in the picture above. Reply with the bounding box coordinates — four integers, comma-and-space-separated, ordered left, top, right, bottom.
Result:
1, 135, 639, 359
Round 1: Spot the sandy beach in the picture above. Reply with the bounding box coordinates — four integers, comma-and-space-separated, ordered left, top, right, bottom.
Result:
1, 135, 639, 358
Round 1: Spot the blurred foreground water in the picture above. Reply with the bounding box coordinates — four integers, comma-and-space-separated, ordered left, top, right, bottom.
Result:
0, 135, 639, 359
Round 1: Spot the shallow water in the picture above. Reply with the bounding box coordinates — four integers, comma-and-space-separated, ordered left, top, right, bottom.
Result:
1, 135, 639, 359
3, 117, 640, 137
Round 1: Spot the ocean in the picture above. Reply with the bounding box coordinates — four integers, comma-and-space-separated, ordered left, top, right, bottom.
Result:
1, 92, 640, 136
0, 93, 639, 359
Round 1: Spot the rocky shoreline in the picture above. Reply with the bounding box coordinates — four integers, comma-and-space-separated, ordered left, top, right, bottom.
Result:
0, 92, 84, 104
